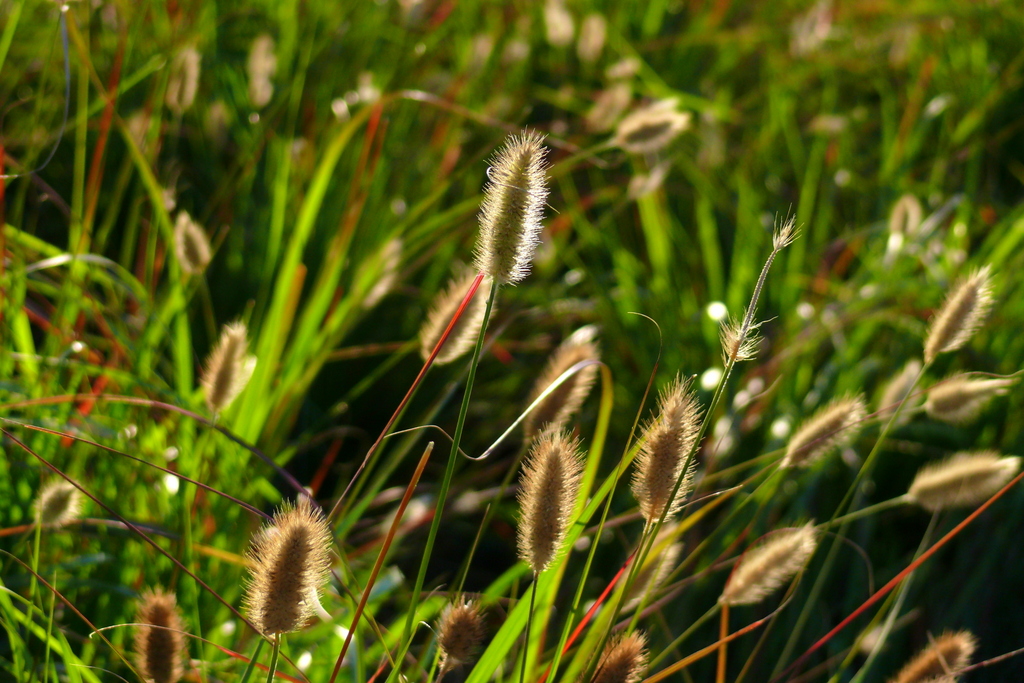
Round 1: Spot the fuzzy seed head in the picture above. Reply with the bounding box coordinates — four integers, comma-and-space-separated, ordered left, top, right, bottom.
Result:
165, 47, 201, 115
577, 13, 607, 63
437, 600, 486, 672
591, 632, 648, 683
612, 101, 691, 155
878, 359, 923, 423
782, 395, 867, 468
247, 34, 277, 108
772, 216, 799, 251
134, 589, 186, 683
419, 273, 492, 365
720, 313, 762, 364
34, 480, 83, 527
173, 211, 211, 276
243, 497, 333, 636
473, 131, 550, 284
889, 630, 977, 683
201, 322, 256, 414
720, 523, 818, 606
631, 376, 702, 525
924, 374, 1015, 426
907, 451, 1020, 512
516, 431, 584, 573
523, 327, 600, 439
586, 82, 632, 133
923, 266, 994, 364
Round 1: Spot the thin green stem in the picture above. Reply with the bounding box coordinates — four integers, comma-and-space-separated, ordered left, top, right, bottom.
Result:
521, 574, 539, 683
265, 636, 281, 683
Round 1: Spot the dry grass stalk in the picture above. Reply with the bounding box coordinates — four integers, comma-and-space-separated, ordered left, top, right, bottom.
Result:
437, 599, 486, 675
34, 480, 83, 528
590, 632, 648, 683
612, 101, 691, 155
878, 359, 923, 424
419, 272, 493, 365
889, 630, 977, 683
523, 326, 600, 439
923, 266, 994, 364
516, 431, 584, 573
719, 523, 818, 606
631, 376, 701, 525
201, 322, 256, 414
907, 451, 1020, 512
243, 497, 333, 636
924, 374, 1015, 425
173, 211, 211, 275
134, 589, 186, 683
782, 395, 867, 468
473, 131, 549, 284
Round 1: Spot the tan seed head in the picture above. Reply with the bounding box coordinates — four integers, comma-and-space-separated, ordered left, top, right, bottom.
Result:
34, 480, 84, 528
720, 523, 818, 606
516, 431, 584, 573
907, 451, 1020, 512
889, 630, 977, 683
878, 359, 924, 424
134, 589, 186, 683
201, 322, 256, 414
782, 395, 867, 468
523, 326, 601, 439
165, 47, 201, 115
419, 272, 493, 365
924, 374, 1015, 425
612, 101, 691, 155
437, 599, 486, 674
173, 211, 211, 276
591, 632, 648, 683
923, 266, 994, 364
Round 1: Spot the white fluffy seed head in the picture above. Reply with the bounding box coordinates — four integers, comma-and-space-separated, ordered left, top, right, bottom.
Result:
720, 523, 818, 606
923, 266, 994, 364
907, 451, 1020, 512
782, 395, 867, 468
924, 374, 1015, 425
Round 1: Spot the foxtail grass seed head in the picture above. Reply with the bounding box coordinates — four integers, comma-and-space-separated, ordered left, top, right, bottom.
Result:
516, 431, 584, 573
772, 216, 798, 251
907, 451, 1020, 512
889, 630, 977, 683
34, 480, 83, 527
201, 322, 256, 414
173, 211, 211, 275
719, 523, 818, 606
523, 326, 600, 439
543, 0, 574, 47
243, 497, 333, 636
134, 589, 186, 683
923, 266, 994, 364
878, 359, 923, 423
165, 46, 200, 115
591, 632, 648, 683
586, 82, 632, 133
782, 395, 867, 468
720, 312, 762, 364
631, 376, 702, 525
419, 272, 493, 364
612, 100, 691, 155
437, 600, 486, 673
473, 131, 549, 284
924, 374, 1015, 425
577, 13, 607, 63
247, 34, 277, 108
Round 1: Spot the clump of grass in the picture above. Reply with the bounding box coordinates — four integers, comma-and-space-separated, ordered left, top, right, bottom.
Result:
781, 395, 867, 468
243, 497, 333, 636
436, 599, 486, 677
419, 272, 493, 365
889, 630, 977, 683
906, 451, 1020, 512
719, 523, 818, 606
612, 101, 691, 155
924, 374, 1016, 425
923, 266, 994, 364
173, 211, 211, 276
201, 322, 256, 415
522, 326, 600, 439
34, 479, 83, 528
516, 431, 584, 573
590, 632, 648, 683
133, 589, 186, 683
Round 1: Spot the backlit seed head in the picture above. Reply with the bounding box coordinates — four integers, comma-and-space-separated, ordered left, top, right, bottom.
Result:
473, 131, 550, 284
631, 376, 702, 525
517, 431, 584, 573
523, 326, 600, 439
889, 630, 977, 683
907, 451, 1020, 512
173, 211, 211, 276
134, 589, 186, 683
243, 497, 333, 636
437, 599, 486, 674
34, 480, 83, 528
720, 312, 763, 364
772, 216, 799, 251
577, 13, 607, 63
419, 272, 492, 365
591, 632, 648, 683
201, 322, 256, 414
165, 47, 201, 115
720, 523, 818, 606
782, 395, 867, 468
612, 101, 691, 155
924, 374, 1015, 426
923, 266, 994, 364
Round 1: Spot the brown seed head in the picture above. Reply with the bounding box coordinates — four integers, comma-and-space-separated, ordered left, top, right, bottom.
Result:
782, 395, 867, 468
473, 131, 549, 284
631, 377, 702, 525
517, 431, 584, 573
612, 101, 691, 155
907, 451, 1020, 512
720, 523, 818, 606
419, 272, 493, 365
924, 374, 1015, 426
243, 497, 333, 636
591, 632, 648, 683
923, 266, 994, 364
437, 599, 486, 673
890, 630, 977, 683
34, 480, 83, 528
523, 326, 601, 439
201, 322, 256, 414
134, 589, 186, 683
173, 211, 211, 275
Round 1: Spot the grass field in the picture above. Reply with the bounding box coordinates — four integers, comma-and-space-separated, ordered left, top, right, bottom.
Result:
2, 0, 1024, 681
